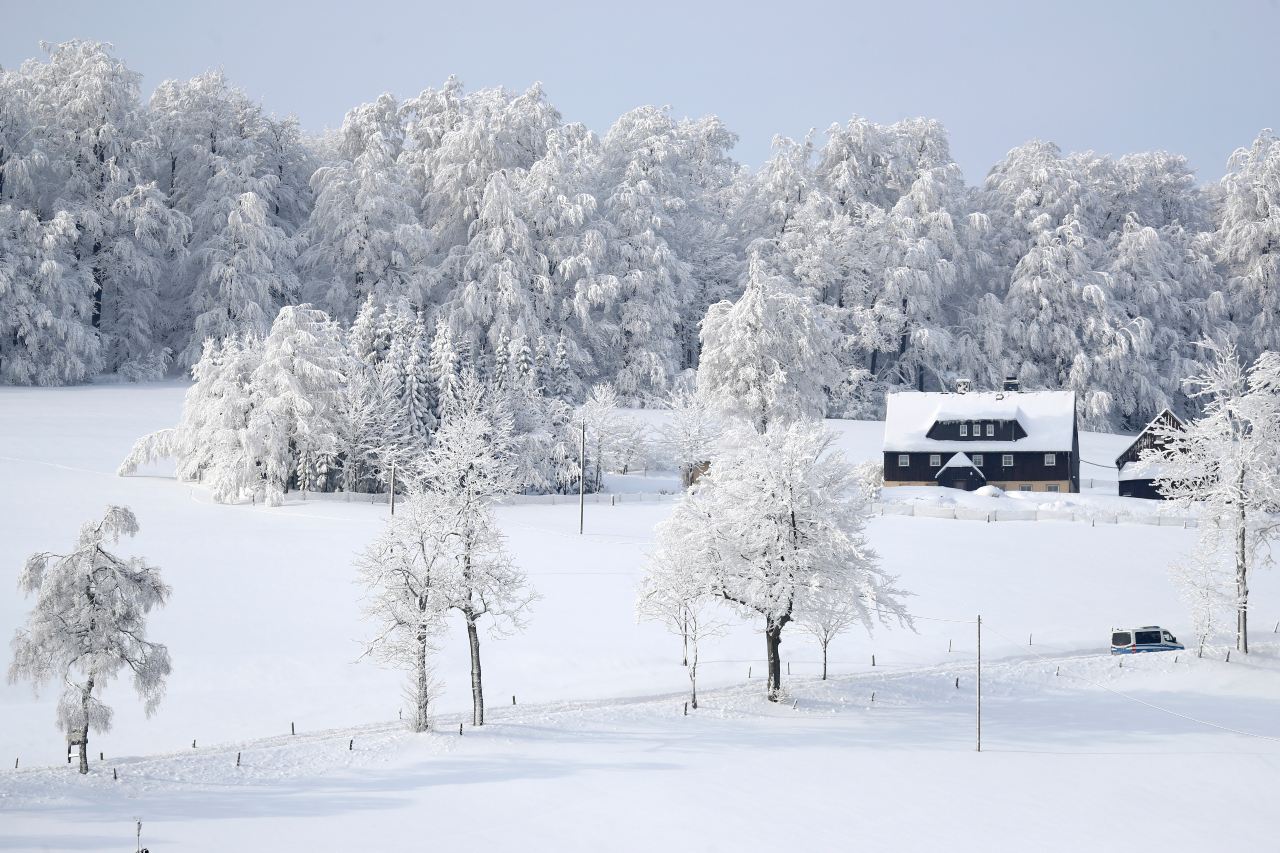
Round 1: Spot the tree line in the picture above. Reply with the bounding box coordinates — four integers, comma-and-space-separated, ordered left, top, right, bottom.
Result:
4, 41, 1280, 430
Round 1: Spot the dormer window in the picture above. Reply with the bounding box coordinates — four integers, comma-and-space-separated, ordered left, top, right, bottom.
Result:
986, 424, 995, 436
959, 424, 968, 437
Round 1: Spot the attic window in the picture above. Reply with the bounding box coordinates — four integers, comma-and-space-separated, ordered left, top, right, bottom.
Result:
959, 424, 968, 437
985, 424, 995, 436
1044, 454, 1056, 466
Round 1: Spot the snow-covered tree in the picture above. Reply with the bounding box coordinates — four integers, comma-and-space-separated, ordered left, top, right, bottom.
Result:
302, 95, 432, 322
794, 593, 861, 680
579, 383, 621, 491
8, 506, 171, 773
1217, 130, 1280, 355
653, 381, 724, 488
354, 490, 449, 732
1144, 343, 1280, 653
698, 243, 842, 432
249, 305, 349, 501
636, 551, 727, 709
642, 418, 910, 700
185, 161, 295, 363
415, 406, 538, 725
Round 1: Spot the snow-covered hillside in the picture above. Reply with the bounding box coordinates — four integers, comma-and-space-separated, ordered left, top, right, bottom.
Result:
2, 384, 1279, 851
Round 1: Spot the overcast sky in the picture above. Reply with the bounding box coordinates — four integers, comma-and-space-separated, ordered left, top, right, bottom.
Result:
4, 0, 1277, 184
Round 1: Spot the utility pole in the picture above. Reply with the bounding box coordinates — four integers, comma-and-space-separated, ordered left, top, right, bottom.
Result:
976, 614, 982, 753
390, 463, 396, 516
579, 420, 586, 535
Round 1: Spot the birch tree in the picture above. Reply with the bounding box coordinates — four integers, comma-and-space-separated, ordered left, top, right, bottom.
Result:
1145, 343, 1280, 653
8, 506, 171, 774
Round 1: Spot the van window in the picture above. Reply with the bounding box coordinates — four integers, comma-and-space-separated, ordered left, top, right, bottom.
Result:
1162, 631, 1177, 643
1135, 630, 1161, 645
1112, 632, 1131, 646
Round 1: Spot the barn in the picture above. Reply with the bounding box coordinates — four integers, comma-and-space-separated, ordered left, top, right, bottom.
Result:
1115, 408, 1184, 500
883, 384, 1080, 493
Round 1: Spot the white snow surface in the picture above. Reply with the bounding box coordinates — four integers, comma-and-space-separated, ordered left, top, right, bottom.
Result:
884, 389, 1077, 452
2, 384, 1278, 851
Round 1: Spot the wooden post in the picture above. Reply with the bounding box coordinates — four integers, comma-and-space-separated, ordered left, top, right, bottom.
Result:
512, 695, 516, 705
872, 654, 875, 666
192, 740, 196, 748
460, 723, 463, 735
787, 662, 790, 675
976, 614, 982, 753
390, 464, 396, 516
955, 677, 959, 688
748, 666, 751, 678
349, 739, 353, 750
579, 421, 586, 535
871, 692, 875, 702
236, 752, 240, 766
291, 722, 295, 735
113, 767, 117, 780
684, 702, 688, 716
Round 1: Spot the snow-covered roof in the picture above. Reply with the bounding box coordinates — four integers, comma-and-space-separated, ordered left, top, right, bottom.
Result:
936, 452, 986, 479
938, 452, 978, 471
884, 390, 1076, 453
1119, 461, 1172, 481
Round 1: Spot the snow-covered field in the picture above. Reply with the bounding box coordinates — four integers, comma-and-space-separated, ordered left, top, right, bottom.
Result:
2, 384, 1279, 851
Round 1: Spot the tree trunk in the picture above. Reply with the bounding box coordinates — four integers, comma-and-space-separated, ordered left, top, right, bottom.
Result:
466, 616, 484, 725
822, 640, 828, 681
688, 643, 699, 710
764, 619, 784, 701
414, 625, 430, 732
78, 678, 93, 774
1237, 477, 1249, 653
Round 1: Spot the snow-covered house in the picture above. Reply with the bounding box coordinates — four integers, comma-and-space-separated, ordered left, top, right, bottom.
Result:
883, 387, 1080, 492
1115, 409, 1183, 500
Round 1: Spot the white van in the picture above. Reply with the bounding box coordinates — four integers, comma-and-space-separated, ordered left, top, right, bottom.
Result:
1111, 626, 1183, 654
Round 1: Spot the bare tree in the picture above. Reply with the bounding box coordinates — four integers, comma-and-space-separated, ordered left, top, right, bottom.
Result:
8, 506, 171, 773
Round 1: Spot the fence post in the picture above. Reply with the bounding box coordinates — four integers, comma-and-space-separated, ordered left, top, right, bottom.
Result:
976, 614, 982, 753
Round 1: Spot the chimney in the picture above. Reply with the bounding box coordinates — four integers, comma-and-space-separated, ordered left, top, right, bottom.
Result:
1002, 376, 1020, 392
956, 378, 971, 394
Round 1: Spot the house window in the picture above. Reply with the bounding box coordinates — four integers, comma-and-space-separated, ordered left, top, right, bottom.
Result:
1044, 454, 1056, 466
1019, 484, 1033, 492
1002, 454, 1013, 467
959, 424, 968, 437
898, 455, 910, 467
986, 424, 995, 436
1046, 484, 1060, 493
929, 454, 941, 467
972, 454, 984, 466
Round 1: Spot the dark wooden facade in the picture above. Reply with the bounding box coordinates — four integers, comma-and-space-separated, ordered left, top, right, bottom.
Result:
1116, 409, 1184, 500
1115, 409, 1183, 469
884, 448, 1079, 491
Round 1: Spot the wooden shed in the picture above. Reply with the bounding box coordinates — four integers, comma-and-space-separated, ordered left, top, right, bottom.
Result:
1115, 409, 1184, 500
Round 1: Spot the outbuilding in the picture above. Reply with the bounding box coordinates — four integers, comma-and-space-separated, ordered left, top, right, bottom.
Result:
1115, 408, 1184, 500
883, 383, 1080, 493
